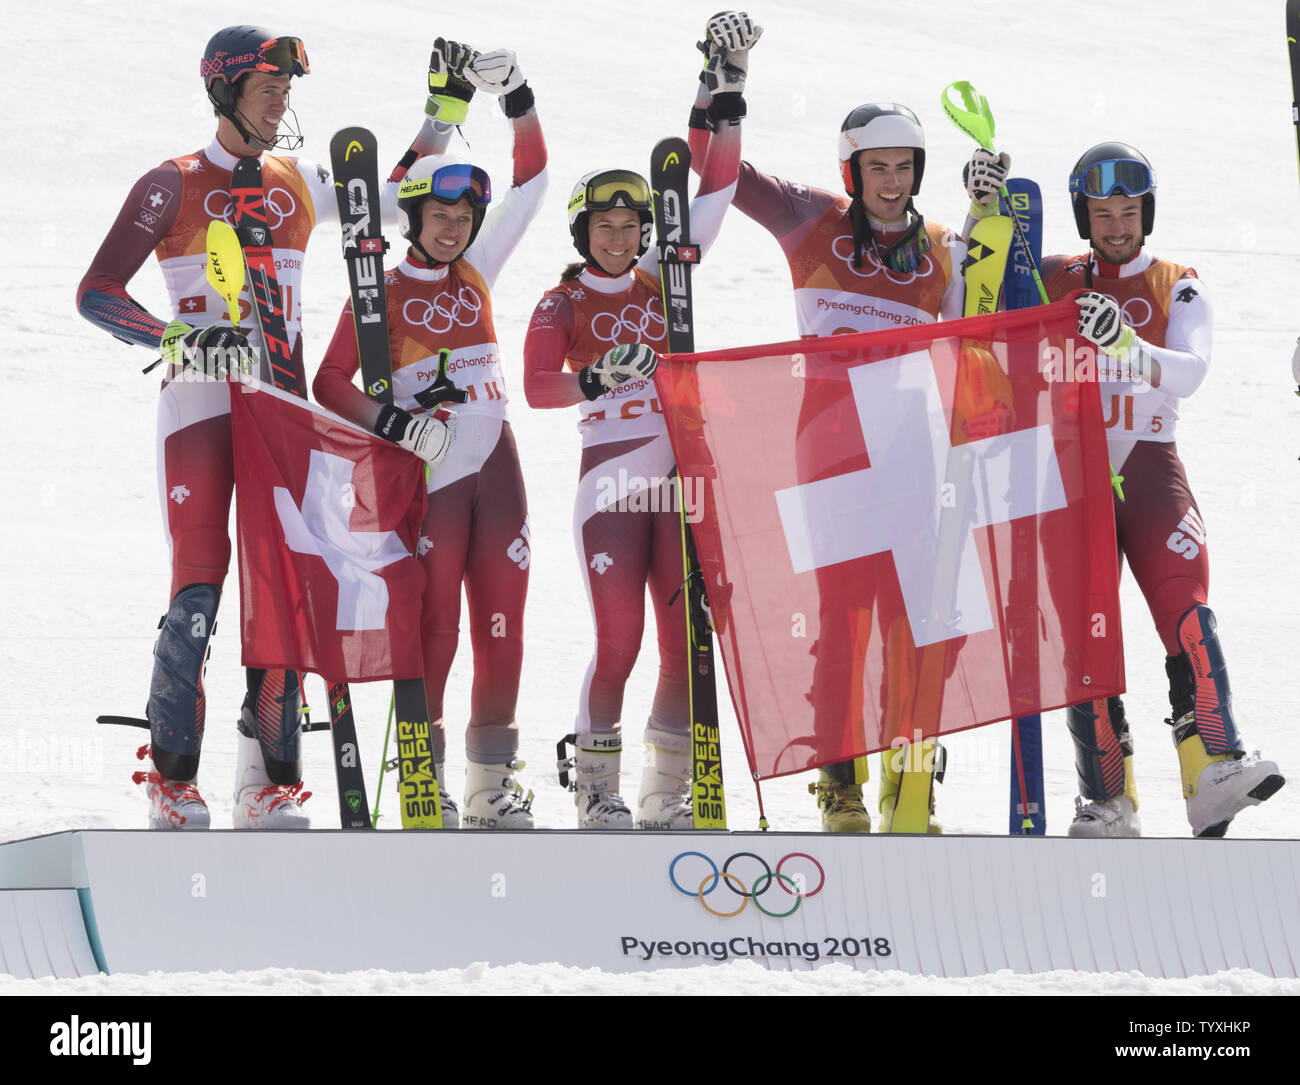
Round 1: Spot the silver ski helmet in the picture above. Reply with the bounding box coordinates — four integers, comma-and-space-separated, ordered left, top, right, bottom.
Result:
1068, 142, 1156, 240
567, 169, 654, 267
397, 154, 492, 262
838, 103, 925, 199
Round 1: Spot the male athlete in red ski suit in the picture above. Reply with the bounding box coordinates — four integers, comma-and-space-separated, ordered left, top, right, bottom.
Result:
685, 12, 1012, 833
76, 26, 468, 829
1046, 142, 1284, 837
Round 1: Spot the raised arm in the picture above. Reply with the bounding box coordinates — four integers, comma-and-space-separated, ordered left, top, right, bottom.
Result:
458, 47, 548, 288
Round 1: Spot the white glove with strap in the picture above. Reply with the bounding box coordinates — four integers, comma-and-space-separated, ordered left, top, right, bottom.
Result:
374, 404, 452, 467
1077, 291, 1150, 381
963, 148, 1011, 210
465, 48, 534, 117
700, 10, 762, 96
577, 343, 659, 400
706, 10, 763, 52
465, 48, 525, 95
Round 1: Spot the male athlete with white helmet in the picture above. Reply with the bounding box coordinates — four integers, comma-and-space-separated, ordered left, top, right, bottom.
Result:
315, 42, 547, 830
1044, 143, 1285, 837
687, 11, 1007, 833
77, 27, 474, 830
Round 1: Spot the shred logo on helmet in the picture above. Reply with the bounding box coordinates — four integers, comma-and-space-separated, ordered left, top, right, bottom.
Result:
1068, 142, 1157, 239
567, 169, 654, 269
201, 25, 309, 150
838, 102, 926, 199
397, 154, 492, 265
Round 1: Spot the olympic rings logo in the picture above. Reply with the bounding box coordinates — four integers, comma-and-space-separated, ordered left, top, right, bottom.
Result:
1093, 294, 1152, 329
669, 851, 825, 919
204, 186, 299, 230
590, 301, 666, 344
831, 234, 935, 284
403, 287, 483, 333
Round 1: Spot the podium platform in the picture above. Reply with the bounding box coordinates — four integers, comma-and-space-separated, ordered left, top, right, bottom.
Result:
1, 829, 1295, 979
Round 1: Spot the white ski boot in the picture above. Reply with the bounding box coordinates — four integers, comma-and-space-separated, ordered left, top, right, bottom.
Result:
232, 732, 311, 829
463, 758, 535, 829
133, 745, 210, 830
635, 727, 694, 830
1069, 795, 1141, 838
568, 732, 632, 829
1068, 753, 1140, 838
1176, 723, 1285, 837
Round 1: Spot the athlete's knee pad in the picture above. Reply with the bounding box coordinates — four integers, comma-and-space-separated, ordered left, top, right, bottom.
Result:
239, 668, 304, 784
147, 583, 221, 780
1168, 605, 1239, 754
1065, 696, 1132, 800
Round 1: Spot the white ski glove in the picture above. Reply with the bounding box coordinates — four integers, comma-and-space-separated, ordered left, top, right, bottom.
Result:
374, 404, 452, 467
705, 10, 763, 53
577, 343, 659, 400
1077, 291, 1151, 381
964, 148, 1010, 207
465, 49, 534, 117
465, 49, 526, 95
700, 11, 762, 96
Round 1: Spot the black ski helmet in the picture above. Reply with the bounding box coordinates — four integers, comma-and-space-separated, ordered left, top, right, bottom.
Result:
1068, 142, 1156, 240
201, 26, 309, 145
838, 103, 925, 199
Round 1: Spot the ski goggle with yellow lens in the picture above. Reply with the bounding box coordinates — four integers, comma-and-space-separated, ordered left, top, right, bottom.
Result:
568, 170, 652, 217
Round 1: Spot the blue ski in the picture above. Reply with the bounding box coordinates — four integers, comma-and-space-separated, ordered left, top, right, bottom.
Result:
1002, 177, 1046, 835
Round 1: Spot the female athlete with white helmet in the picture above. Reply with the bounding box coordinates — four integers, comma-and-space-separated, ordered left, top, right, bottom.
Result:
522, 82, 743, 829
315, 39, 546, 829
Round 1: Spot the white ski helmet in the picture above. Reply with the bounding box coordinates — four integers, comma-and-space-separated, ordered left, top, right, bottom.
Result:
396, 154, 492, 257
837, 103, 925, 199
567, 168, 654, 267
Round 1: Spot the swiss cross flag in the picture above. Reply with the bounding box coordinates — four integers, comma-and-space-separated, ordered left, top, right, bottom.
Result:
654, 299, 1123, 779
230, 382, 428, 681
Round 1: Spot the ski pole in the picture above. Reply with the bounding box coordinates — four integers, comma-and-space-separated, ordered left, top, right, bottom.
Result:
941, 81, 1049, 305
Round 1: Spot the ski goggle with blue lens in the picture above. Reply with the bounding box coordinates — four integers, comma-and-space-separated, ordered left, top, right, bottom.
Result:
400, 163, 492, 207
1069, 158, 1156, 199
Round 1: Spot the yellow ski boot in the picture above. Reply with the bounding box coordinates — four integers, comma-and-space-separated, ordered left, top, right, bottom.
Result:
877, 739, 943, 834
809, 757, 871, 832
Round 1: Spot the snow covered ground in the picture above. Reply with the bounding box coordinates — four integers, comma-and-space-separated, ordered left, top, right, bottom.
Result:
1, 0, 1296, 997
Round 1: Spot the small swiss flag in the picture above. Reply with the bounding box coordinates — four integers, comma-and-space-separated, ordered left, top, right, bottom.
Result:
180, 296, 206, 314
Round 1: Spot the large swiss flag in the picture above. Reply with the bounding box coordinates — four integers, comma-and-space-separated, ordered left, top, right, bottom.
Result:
655, 299, 1123, 779
230, 382, 427, 681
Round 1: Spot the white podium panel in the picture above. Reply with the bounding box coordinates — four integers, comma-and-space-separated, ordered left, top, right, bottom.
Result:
1, 831, 1295, 978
